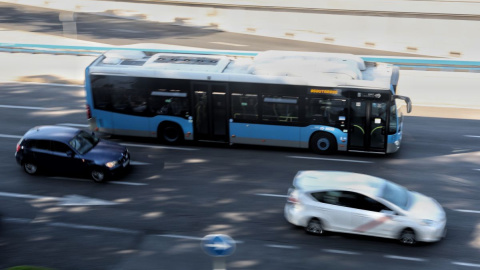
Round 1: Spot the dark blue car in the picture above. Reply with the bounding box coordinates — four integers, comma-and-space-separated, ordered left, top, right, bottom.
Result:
15, 125, 130, 183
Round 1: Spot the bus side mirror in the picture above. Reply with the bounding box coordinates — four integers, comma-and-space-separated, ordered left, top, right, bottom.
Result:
394, 95, 412, 113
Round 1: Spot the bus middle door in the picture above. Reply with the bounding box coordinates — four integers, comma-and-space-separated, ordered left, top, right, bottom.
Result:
348, 100, 387, 153
192, 82, 228, 142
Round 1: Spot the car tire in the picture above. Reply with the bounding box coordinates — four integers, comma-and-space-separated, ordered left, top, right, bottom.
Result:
309, 132, 337, 155
158, 123, 183, 145
23, 162, 38, 175
91, 168, 106, 183
399, 229, 416, 245
305, 218, 325, 235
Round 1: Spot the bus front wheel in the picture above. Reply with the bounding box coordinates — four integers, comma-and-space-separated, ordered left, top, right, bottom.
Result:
310, 132, 337, 155
158, 123, 183, 145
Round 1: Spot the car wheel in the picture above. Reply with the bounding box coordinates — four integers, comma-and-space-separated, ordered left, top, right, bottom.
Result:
310, 132, 337, 155
91, 168, 106, 183
158, 123, 183, 145
305, 219, 324, 235
23, 162, 38, 175
399, 229, 416, 245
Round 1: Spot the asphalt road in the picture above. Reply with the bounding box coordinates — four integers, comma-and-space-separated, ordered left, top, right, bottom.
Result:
1, 2, 480, 270
0, 82, 479, 270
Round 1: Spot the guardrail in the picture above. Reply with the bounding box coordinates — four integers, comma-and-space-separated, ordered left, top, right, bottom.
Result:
2, 43, 480, 72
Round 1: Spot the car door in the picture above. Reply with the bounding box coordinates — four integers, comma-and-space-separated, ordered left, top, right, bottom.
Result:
50, 141, 86, 175
349, 193, 403, 238
309, 191, 353, 232
29, 139, 54, 171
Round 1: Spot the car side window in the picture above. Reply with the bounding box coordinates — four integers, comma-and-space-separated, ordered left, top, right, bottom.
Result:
51, 141, 71, 155
311, 191, 341, 206
357, 194, 392, 212
337, 191, 358, 208
30, 140, 50, 151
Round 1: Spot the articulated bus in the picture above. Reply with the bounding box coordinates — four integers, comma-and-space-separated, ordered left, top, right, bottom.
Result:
84, 50, 412, 154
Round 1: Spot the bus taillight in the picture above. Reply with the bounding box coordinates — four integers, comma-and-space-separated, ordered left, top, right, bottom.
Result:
86, 104, 91, 119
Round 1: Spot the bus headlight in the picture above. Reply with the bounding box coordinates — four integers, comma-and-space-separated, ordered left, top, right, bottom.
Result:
394, 140, 400, 146
105, 161, 118, 168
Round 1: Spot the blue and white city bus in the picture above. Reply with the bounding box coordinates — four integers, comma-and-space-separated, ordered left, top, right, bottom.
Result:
84, 50, 412, 154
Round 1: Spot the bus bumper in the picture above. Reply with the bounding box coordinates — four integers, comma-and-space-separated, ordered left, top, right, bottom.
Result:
386, 140, 401, 153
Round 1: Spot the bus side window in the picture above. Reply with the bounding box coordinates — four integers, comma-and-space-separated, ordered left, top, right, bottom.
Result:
112, 89, 129, 112
308, 98, 346, 128
231, 93, 258, 121
262, 96, 298, 123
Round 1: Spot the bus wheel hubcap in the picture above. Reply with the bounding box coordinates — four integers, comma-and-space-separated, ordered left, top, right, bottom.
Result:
317, 138, 330, 150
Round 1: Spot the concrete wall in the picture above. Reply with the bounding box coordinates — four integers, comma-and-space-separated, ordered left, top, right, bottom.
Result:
2, 0, 480, 59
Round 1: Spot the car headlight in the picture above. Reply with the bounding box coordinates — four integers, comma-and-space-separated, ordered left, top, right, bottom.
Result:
105, 160, 118, 168
420, 219, 435, 226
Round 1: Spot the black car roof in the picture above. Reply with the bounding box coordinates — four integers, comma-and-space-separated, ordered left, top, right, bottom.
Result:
23, 125, 81, 143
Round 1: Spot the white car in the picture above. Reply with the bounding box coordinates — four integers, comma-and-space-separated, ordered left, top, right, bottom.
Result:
284, 171, 447, 245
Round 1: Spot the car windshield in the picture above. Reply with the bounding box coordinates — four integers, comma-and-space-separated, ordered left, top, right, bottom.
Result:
379, 181, 411, 210
69, 131, 100, 155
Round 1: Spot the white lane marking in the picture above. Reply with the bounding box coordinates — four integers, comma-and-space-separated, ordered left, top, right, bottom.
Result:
0, 134, 22, 139
157, 234, 205, 241
452, 262, 480, 268
108, 181, 148, 186
288, 156, 374, 164
266, 244, 299, 249
113, 29, 139, 33
384, 255, 426, 262
255, 193, 288, 198
157, 234, 244, 244
0, 191, 57, 200
0, 191, 118, 206
50, 177, 148, 186
473, 169, 480, 171
130, 161, 150, 165
454, 209, 480, 214
3, 217, 33, 224
210, 41, 248, 47
121, 142, 198, 151
323, 249, 360, 255
49, 222, 138, 234
57, 123, 89, 128
3, 216, 139, 234
0, 105, 54, 110
1, 81, 81, 87
465, 135, 480, 138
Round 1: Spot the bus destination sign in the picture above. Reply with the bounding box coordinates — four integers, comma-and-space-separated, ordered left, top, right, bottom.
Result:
310, 89, 339, 95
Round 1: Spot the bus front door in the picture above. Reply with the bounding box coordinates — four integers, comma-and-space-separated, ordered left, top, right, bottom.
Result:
193, 83, 228, 142
349, 100, 387, 153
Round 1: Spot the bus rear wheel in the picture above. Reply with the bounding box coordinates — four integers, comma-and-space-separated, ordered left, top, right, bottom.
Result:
310, 132, 337, 155
158, 123, 183, 145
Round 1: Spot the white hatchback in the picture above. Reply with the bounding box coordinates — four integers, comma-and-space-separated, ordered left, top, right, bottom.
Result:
284, 171, 447, 245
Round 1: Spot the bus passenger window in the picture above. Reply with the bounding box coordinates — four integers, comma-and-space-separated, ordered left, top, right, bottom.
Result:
150, 89, 189, 118
262, 96, 298, 123
231, 93, 258, 121
112, 89, 129, 112
308, 98, 346, 127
